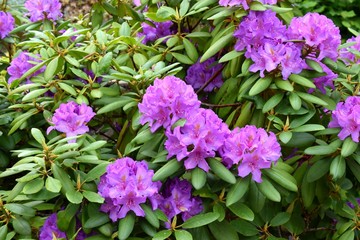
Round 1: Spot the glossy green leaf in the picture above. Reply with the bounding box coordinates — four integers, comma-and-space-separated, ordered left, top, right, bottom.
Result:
152, 159, 182, 181
175, 230, 193, 240
12, 216, 31, 235
66, 191, 83, 204
22, 88, 49, 102
249, 76, 272, 96
229, 202, 254, 221
257, 177, 281, 202
306, 158, 331, 182
142, 204, 160, 228
191, 168, 207, 190
208, 158, 236, 184
226, 177, 250, 206
289, 74, 316, 88
264, 168, 298, 192
304, 145, 337, 155
289, 92, 302, 111
201, 33, 233, 62
31, 128, 45, 146
341, 137, 358, 157
45, 176, 62, 193
330, 155, 346, 180
152, 230, 172, 240
262, 93, 284, 113
4, 203, 36, 217
23, 178, 44, 194
270, 212, 291, 227
209, 220, 239, 240
83, 191, 104, 203
182, 212, 220, 229
279, 131, 292, 144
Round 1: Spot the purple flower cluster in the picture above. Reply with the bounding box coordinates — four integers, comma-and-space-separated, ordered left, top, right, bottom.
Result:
138, 20, 174, 44
329, 96, 360, 142
233, 10, 340, 91
158, 178, 203, 227
25, 0, 62, 22
220, 125, 281, 182
98, 157, 161, 221
39, 213, 88, 240
138, 76, 200, 132
312, 60, 338, 93
47, 101, 95, 143
185, 57, 223, 92
0, 11, 15, 39
165, 108, 229, 172
219, 0, 277, 9
39, 213, 66, 240
7, 51, 45, 84
340, 36, 360, 65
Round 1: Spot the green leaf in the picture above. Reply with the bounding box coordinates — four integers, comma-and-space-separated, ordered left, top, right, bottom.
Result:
22, 88, 49, 102
330, 156, 346, 180
31, 128, 46, 146
153, 159, 182, 181
4, 204, 36, 217
219, 50, 243, 63
201, 33, 233, 62
80, 140, 107, 152
45, 176, 62, 193
152, 230, 172, 240
305, 59, 323, 72
12, 216, 31, 235
83, 191, 104, 203
98, 52, 113, 75
262, 93, 284, 113
292, 124, 325, 132
66, 191, 83, 204
157, 6, 176, 18
229, 202, 254, 221
230, 219, 258, 236
183, 38, 199, 62
339, 229, 355, 240
306, 158, 331, 182
257, 177, 281, 202
58, 82, 77, 96
289, 74, 316, 88
97, 97, 133, 114
301, 171, 315, 208
270, 212, 291, 227
289, 92, 302, 111
304, 145, 336, 155
264, 5, 292, 13
209, 220, 239, 240
182, 212, 220, 229
208, 158, 236, 184
175, 230, 193, 240
44, 56, 60, 80
263, 168, 298, 192
0, 225, 7, 240
142, 204, 159, 228
23, 178, 44, 194
172, 53, 194, 64
133, 53, 147, 67
84, 212, 110, 228
274, 79, 294, 92
279, 131, 292, 144
191, 168, 207, 190
118, 213, 135, 240
248, 76, 272, 96
226, 177, 250, 206
296, 92, 328, 106
341, 137, 358, 157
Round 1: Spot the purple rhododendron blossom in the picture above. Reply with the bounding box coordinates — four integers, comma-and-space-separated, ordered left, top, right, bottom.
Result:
329, 96, 360, 142
7, 51, 45, 84
98, 157, 161, 221
185, 57, 223, 92
158, 178, 203, 227
165, 108, 229, 172
138, 20, 174, 44
287, 12, 341, 61
47, 101, 95, 143
138, 76, 200, 132
39, 213, 66, 240
340, 36, 360, 65
0, 11, 15, 39
25, 0, 62, 22
219, 0, 276, 9
220, 125, 281, 182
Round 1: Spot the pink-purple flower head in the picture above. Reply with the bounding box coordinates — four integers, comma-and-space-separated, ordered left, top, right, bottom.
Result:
47, 101, 95, 143
7, 51, 45, 84
165, 108, 229, 172
0, 11, 15, 39
98, 157, 161, 221
25, 0, 62, 22
158, 178, 203, 227
220, 125, 281, 183
340, 36, 360, 65
138, 76, 200, 132
138, 20, 174, 44
185, 57, 223, 92
287, 12, 341, 61
329, 96, 360, 142
39, 213, 66, 240
219, 0, 277, 9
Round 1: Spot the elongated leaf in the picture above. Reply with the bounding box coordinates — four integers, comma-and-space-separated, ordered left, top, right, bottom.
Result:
270, 212, 291, 227
45, 176, 62, 193
226, 177, 250, 206
118, 213, 135, 240
264, 168, 298, 192
153, 159, 182, 181
22, 88, 49, 102
257, 177, 281, 202
208, 158, 236, 184
249, 77, 272, 96
209, 220, 239, 240
306, 158, 331, 182
175, 230, 193, 240
153, 230, 172, 240
341, 137, 358, 157
191, 168, 207, 190
182, 212, 220, 229
330, 155, 346, 180
262, 93, 284, 113
201, 33, 233, 62
229, 202, 254, 221
289, 74, 316, 88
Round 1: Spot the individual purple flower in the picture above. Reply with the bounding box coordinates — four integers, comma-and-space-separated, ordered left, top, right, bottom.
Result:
165, 108, 229, 172
0, 11, 15, 39
25, 0, 62, 22
280, 43, 306, 79
138, 20, 174, 44
185, 57, 223, 92
39, 213, 66, 240
47, 101, 95, 143
98, 157, 161, 221
340, 36, 360, 65
158, 178, 203, 227
347, 198, 360, 209
7, 51, 45, 84
234, 10, 287, 53
312, 60, 337, 94
287, 12, 341, 61
329, 96, 360, 142
138, 76, 200, 132
220, 125, 281, 182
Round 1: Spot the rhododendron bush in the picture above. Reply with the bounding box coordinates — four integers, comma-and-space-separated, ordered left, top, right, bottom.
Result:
0, 0, 360, 239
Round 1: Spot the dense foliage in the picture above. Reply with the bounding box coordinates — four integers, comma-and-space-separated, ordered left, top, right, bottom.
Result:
0, 0, 359, 239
